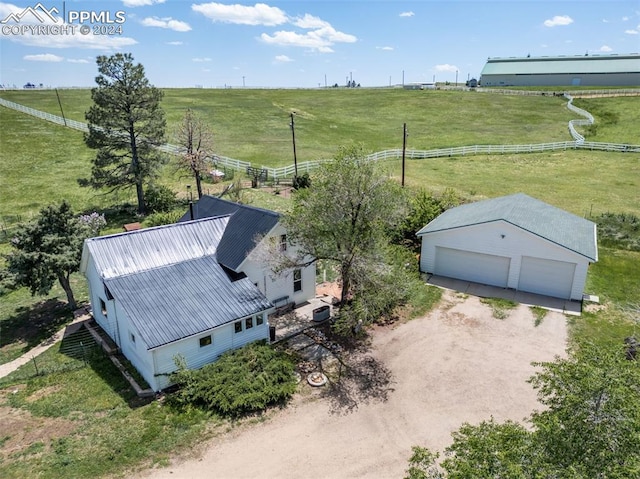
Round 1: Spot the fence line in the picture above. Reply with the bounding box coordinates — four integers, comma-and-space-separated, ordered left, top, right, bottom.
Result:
1, 96, 638, 182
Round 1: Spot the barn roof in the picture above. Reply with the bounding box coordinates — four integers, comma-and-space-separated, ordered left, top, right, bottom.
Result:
104, 256, 272, 350
178, 196, 280, 271
417, 193, 597, 262
480, 54, 640, 76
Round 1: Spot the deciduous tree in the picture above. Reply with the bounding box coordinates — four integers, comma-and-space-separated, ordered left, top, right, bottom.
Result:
175, 108, 214, 199
282, 144, 406, 306
83, 53, 166, 215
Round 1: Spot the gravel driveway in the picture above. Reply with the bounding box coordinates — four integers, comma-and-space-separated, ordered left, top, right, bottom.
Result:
134, 289, 568, 479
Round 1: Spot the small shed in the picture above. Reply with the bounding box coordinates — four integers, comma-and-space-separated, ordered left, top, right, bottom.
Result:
417, 193, 598, 300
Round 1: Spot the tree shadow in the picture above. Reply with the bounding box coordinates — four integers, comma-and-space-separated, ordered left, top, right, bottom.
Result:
1, 299, 72, 355
320, 352, 395, 416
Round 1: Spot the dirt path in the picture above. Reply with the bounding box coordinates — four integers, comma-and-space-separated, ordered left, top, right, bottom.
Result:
134, 291, 568, 479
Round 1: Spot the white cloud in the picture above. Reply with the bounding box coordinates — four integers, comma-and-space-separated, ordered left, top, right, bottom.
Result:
543, 15, 573, 27
141, 16, 191, 32
67, 58, 90, 63
292, 13, 329, 29
625, 29, 639, 35
122, 0, 166, 7
166, 41, 184, 45
274, 54, 292, 62
192, 2, 287, 26
24, 53, 63, 62
622, 16, 629, 21
598, 45, 612, 52
434, 64, 458, 73
192, 57, 212, 62
602, 18, 609, 23
399, 11, 414, 18
260, 25, 356, 52
376, 46, 393, 51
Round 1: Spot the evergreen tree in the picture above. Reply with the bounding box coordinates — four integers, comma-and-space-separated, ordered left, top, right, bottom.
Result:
83, 53, 166, 215
2, 202, 99, 310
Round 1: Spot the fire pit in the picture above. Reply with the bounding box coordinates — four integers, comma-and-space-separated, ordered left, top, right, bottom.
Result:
307, 372, 328, 387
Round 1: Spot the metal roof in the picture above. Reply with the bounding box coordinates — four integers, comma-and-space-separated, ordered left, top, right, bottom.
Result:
179, 196, 280, 271
480, 54, 640, 76
105, 255, 272, 349
417, 193, 597, 262
84, 216, 229, 279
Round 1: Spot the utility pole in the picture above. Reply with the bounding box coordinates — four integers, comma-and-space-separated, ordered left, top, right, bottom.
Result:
456, 70, 458, 86
401, 123, 407, 187
290, 112, 298, 178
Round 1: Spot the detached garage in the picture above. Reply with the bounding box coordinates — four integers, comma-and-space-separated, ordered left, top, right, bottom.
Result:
417, 193, 598, 301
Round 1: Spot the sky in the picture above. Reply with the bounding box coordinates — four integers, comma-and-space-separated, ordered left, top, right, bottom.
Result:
0, 0, 639, 88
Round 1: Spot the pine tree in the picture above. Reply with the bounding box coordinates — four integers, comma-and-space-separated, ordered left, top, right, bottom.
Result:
83, 53, 166, 215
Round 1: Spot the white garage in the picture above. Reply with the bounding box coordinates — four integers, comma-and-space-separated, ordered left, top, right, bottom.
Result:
417, 193, 598, 301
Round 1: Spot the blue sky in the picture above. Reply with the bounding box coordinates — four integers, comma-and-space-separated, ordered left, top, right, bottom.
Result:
1, 0, 638, 88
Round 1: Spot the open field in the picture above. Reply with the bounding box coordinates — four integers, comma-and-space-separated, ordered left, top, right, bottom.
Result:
0, 87, 596, 164
0, 88, 639, 479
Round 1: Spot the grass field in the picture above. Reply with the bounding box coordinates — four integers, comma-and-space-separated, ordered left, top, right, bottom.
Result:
0, 88, 639, 479
0, 87, 592, 165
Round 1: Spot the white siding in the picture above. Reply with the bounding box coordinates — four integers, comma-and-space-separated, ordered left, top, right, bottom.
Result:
150, 313, 271, 391
420, 221, 591, 300
84, 257, 120, 344
242, 223, 316, 305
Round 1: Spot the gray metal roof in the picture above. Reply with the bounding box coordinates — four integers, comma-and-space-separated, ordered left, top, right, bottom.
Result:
84, 216, 229, 279
481, 54, 640, 76
105, 255, 272, 349
417, 193, 597, 261
179, 196, 280, 271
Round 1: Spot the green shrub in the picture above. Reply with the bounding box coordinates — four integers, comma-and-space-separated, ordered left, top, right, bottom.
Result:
292, 173, 311, 189
144, 184, 177, 213
168, 341, 297, 417
144, 210, 183, 227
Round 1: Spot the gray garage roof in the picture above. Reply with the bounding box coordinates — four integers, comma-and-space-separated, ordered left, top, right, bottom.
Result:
480, 54, 640, 76
417, 193, 597, 262
104, 255, 272, 350
179, 196, 280, 271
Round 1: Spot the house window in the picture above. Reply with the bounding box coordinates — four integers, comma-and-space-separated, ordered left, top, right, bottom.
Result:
130, 332, 136, 344
234, 321, 243, 333
100, 298, 107, 317
245, 317, 253, 329
256, 313, 264, 326
293, 269, 302, 292
199, 335, 212, 347
279, 234, 287, 252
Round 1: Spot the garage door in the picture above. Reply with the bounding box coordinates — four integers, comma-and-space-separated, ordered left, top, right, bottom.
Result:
434, 247, 510, 287
518, 256, 576, 299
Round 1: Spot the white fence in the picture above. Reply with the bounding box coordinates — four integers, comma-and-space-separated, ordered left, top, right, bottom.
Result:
1, 96, 638, 182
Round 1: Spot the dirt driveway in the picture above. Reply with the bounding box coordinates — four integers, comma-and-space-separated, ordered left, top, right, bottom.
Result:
135, 290, 568, 479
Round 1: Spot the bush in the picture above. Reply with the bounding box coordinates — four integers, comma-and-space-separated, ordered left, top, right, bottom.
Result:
144, 184, 177, 213
168, 341, 297, 417
292, 173, 311, 190
144, 210, 183, 227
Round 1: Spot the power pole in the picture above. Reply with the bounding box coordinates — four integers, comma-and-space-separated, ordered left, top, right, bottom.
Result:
401, 123, 407, 187
290, 112, 298, 178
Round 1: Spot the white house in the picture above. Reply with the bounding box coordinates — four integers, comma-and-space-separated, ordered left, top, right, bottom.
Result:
80, 198, 316, 391
178, 195, 316, 308
417, 193, 598, 301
